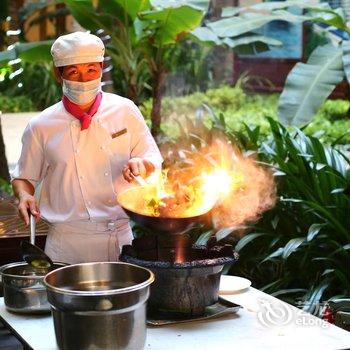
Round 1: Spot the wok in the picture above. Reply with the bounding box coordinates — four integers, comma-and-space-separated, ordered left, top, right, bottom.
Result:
117, 186, 213, 234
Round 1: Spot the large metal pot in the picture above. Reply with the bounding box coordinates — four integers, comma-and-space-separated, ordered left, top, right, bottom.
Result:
0, 261, 66, 314
43, 262, 154, 350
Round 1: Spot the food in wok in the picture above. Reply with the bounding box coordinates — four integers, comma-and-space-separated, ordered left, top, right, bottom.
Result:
117, 183, 216, 219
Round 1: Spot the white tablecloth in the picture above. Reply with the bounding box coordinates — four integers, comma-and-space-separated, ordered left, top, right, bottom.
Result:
1, 286, 350, 350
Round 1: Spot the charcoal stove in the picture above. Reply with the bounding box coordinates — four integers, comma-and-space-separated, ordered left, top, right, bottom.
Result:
118, 187, 239, 320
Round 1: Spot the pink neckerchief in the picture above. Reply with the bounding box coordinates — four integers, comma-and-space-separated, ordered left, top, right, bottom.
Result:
62, 92, 102, 130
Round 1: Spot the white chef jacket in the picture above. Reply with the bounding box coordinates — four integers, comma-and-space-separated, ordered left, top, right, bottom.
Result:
10, 92, 163, 223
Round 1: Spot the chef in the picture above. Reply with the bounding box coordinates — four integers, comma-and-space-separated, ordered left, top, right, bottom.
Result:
11, 31, 163, 264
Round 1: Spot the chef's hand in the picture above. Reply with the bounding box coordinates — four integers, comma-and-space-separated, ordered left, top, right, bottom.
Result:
122, 158, 155, 182
17, 192, 41, 226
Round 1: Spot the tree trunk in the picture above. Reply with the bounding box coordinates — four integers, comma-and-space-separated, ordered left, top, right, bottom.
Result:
150, 69, 166, 138
0, 117, 10, 182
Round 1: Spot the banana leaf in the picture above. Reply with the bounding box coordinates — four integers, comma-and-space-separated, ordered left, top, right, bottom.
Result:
207, 10, 309, 38
151, 0, 209, 12
139, 3, 206, 46
342, 40, 350, 85
0, 41, 53, 67
222, 1, 328, 17
64, 0, 114, 31
278, 43, 344, 126
190, 25, 282, 54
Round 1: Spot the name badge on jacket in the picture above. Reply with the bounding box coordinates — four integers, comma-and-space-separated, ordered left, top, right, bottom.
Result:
111, 128, 127, 139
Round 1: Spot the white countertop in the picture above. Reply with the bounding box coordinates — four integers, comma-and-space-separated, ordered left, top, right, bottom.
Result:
1, 286, 350, 350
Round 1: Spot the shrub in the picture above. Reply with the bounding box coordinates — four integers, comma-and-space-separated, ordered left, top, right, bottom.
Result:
320, 99, 350, 121
231, 118, 350, 312
140, 86, 350, 145
0, 94, 35, 113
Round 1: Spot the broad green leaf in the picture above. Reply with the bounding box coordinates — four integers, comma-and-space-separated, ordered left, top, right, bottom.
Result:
0, 41, 53, 66
342, 40, 350, 85
151, 0, 209, 12
64, 0, 113, 31
0, 49, 17, 66
278, 44, 344, 126
140, 5, 205, 46
303, 280, 330, 313
235, 232, 270, 252
271, 288, 307, 297
190, 27, 221, 45
114, 0, 150, 20
321, 269, 334, 277
222, 35, 282, 49
307, 223, 325, 242
282, 237, 304, 258
331, 188, 345, 194
221, 6, 240, 17
215, 226, 243, 241
261, 247, 284, 263
309, 8, 349, 32
222, 1, 326, 17
195, 230, 213, 245
207, 10, 308, 38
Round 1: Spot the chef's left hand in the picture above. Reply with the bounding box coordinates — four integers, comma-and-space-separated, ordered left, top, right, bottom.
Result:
122, 158, 155, 182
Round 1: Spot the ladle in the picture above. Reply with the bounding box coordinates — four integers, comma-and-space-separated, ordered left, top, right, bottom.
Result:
21, 214, 53, 269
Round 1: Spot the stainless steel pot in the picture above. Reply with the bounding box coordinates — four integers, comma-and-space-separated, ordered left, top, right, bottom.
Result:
0, 261, 67, 314
43, 262, 155, 350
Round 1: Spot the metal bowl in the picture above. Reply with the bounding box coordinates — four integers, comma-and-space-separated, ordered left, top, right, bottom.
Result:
0, 261, 67, 314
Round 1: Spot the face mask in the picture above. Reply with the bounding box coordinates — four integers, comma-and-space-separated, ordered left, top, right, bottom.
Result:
62, 77, 101, 105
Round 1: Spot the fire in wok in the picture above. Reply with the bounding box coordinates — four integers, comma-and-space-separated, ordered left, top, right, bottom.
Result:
117, 140, 276, 234
117, 166, 243, 234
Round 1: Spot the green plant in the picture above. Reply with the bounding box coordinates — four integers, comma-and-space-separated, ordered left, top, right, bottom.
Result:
0, 178, 13, 196
277, 7, 350, 125
0, 94, 35, 113
141, 85, 350, 145
319, 99, 350, 121
17, 62, 61, 110
154, 108, 350, 312
230, 118, 350, 312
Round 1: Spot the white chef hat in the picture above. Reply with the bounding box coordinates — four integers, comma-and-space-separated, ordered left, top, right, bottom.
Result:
51, 31, 105, 67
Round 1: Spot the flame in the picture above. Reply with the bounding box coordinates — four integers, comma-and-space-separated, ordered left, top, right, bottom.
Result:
126, 139, 276, 230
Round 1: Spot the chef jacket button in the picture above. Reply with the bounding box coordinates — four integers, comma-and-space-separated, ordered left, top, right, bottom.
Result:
87, 201, 92, 205
75, 149, 79, 154
104, 172, 109, 176
100, 145, 106, 150
80, 175, 84, 180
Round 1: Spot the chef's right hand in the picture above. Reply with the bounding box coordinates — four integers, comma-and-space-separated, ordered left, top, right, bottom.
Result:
17, 192, 40, 226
